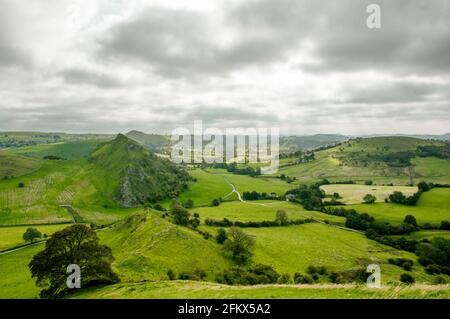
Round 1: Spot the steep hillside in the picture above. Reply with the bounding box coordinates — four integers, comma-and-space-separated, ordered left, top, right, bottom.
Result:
280, 134, 348, 152
90, 134, 191, 207
97, 211, 230, 281
125, 130, 170, 153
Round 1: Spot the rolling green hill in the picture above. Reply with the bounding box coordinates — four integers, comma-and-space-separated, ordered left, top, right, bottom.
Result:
0, 152, 41, 179
275, 137, 450, 185
90, 134, 192, 207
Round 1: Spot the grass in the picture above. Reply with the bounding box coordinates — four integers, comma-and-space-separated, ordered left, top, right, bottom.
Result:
0, 244, 43, 298
346, 188, 450, 226
390, 230, 450, 241
12, 139, 108, 160
192, 200, 346, 225
69, 281, 450, 299
320, 184, 418, 204
0, 152, 41, 179
97, 211, 231, 282
0, 224, 70, 251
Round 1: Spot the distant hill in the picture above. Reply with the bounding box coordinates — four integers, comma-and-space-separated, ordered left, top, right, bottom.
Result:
90, 134, 191, 207
280, 134, 349, 151
125, 130, 170, 153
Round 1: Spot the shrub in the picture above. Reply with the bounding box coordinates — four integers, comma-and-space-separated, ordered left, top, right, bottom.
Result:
223, 228, 255, 265
167, 269, 176, 280
216, 228, 228, 244
388, 258, 413, 271
363, 194, 376, 204
18, 182, 25, 188
403, 215, 418, 227
293, 273, 313, 284
440, 220, 450, 230
328, 268, 369, 284
432, 275, 447, 284
212, 198, 220, 206
275, 210, 289, 225
184, 199, 194, 208
399, 273, 415, 284
278, 274, 291, 284
216, 265, 279, 285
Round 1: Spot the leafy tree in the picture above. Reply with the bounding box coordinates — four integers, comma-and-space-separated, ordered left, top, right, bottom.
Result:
167, 269, 176, 280
171, 205, 190, 226
216, 228, 228, 244
18, 182, 25, 188
403, 215, 418, 227
223, 227, 255, 265
363, 194, 377, 204
23, 228, 42, 243
275, 210, 289, 225
212, 198, 220, 206
417, 181, 431, 192
29, 224, 118, 298
184, 199, 194, 208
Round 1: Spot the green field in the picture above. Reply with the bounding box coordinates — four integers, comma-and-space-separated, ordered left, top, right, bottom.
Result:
321, 184, 418, 204
0, 152, 41, 179
0, 224, 70, 251
390, 230, 450, 241
69, 281, 450, 299
346, 188, 450, 226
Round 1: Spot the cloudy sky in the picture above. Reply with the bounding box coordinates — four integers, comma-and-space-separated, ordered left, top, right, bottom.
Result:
0, 0, 449, 135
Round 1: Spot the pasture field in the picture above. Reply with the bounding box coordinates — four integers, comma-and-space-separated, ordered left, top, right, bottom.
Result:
346, 188, 450, 226
0, 244, 43, 299
411, 157, 450, 184
320, 184, 418, 204
0, 224, 70, 251
192, 200, 346, 224
199, 222, 431, 283
69, 281, 450, 299
11, 139, 108, 160
177, 169, 293, 207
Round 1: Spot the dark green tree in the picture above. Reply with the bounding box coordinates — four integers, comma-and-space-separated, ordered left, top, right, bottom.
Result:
216, 228, 228, 244
23, 228, 42, 243
29, 224, 119, 298
363, 194, 377, 204
403, 215, 418, 227
275, 209, 289, 225
171, 205, 190, 226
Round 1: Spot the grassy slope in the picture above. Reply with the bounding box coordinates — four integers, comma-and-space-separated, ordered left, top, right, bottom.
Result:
276, 137, 449, 185
0, 152, 41, 179
200, 223, 430, 283
390, 230, 450, 241
346, 188, 450, 226
321, 184, 418, 204
97, 211, 231, 282
70, 281, 450, 299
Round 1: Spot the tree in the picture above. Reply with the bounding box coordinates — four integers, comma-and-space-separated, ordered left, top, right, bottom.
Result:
365, 180, 373, 185
18, 182, 25, 188
275, 210, 289, 225
29, 224, 118, 298
223, 227, 255, 265
23, 228, 42, 243
403, 215, 418, 227
417, 181, 431, 192
184, 199, 194, 208
216, 228, 228, 244
363, 194, 377, 204
171, 205, 190, 226
212, 198, 220, 206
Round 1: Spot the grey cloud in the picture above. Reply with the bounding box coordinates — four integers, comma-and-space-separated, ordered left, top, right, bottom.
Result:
58, 68, 123, 89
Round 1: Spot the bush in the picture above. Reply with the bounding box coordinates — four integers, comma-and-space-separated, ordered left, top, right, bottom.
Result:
178, 269, 207, 281
399, 273, 415, 284
432, 275, 447, 284
223, 228, 255, 265
363, 194, 376, 204
167, 269, 176, 280
403, 215, 418, 227
278, 274, 291, 284
216, 228, 228, 244
388, 258, 413, 271
184, 199, 194, 208
212, 198, 220, 206
216, 264, 279, 285
293, 273, 313, 284
328, 268, 369, 284
18, 182, 25, 188
440, 220, 450, 230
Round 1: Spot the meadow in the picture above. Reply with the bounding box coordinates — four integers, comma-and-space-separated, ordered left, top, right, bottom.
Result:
346, 188, 450, 226
320, 184, 418, 204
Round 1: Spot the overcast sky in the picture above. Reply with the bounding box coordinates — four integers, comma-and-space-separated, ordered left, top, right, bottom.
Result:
0, 0, 449, 135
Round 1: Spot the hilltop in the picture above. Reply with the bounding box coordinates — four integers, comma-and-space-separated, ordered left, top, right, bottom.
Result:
90, 134, 191, 207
